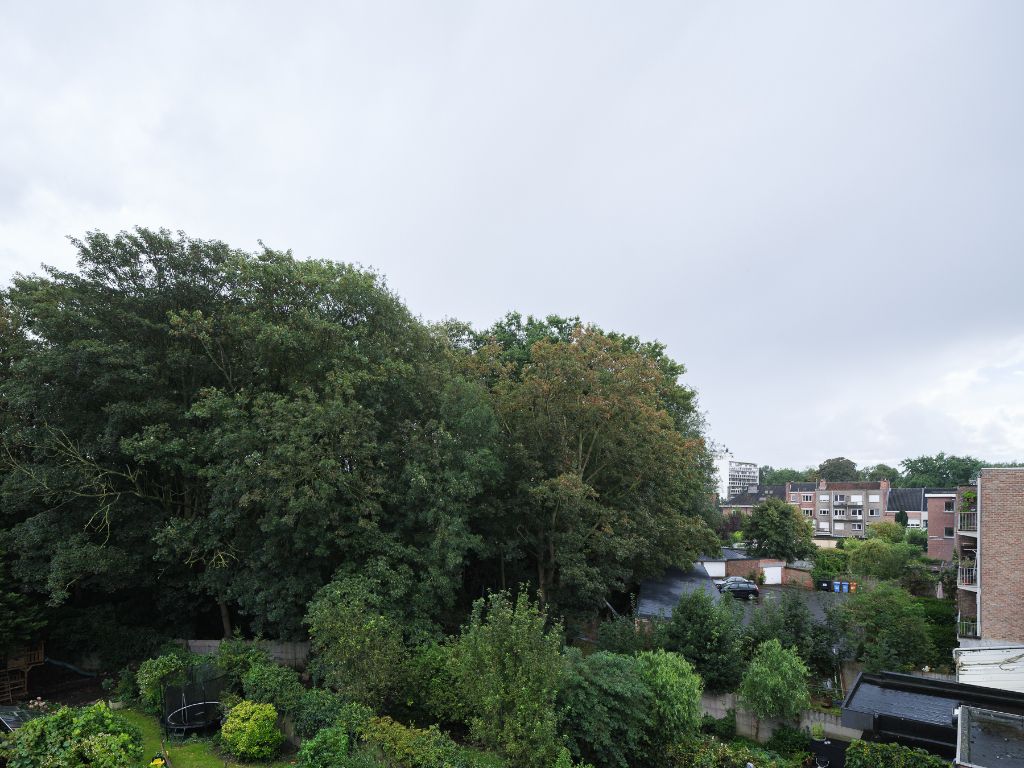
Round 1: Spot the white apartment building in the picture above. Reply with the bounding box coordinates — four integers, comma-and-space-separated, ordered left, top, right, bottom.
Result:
714, 454, 759, 501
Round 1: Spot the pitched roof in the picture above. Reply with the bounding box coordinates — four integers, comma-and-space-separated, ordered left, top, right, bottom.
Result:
790, 482, 817, 492
721, 485, 785, 507
888, 487, 925, 512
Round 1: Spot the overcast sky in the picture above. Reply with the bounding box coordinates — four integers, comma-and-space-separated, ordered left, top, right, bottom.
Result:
2, 2, 1022, 469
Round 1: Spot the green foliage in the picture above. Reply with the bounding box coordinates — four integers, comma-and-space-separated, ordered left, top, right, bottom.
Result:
817, 457, 858, 481
743, 590, 823, 673
699, 710, 736, 740
900, 453, 984, 487
0, 702, 142, 768
559, 650, 655, 768
738, 640, 811, 727
905, 528, 928, 552
866, 521, 906, 544
241, 660, 304, 714
915, 597, 957, 669
295, 687, 349, 738
0, 553, 45, 655
635, 650, 703, 751
900, 560, 938, 597
405, 641, 462, 725
450, 590, 564, 768
364, 716, 504, 768
135, 650, 199, 714
759, 466, 816, 485
665, 590, 745, 693
843, 584, 934, 672
671, 735, 799, 768
765, 724, 811, 758
297, 726, 350, 768
845, 538, 918, 580
811, 548, 848, 582
742, 498, 814, 562
214, 636, 272, 692
306, 575, 411, 709
894, 509, 909, 527
845, 739, 949, 768
596, 612, 668, 654
220, 700, 283, 761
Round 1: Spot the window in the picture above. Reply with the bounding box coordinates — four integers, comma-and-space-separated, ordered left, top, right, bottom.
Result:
790, 493, 798, 501
803, 494, 813, 502
945, 500, 955, 512
944, 527, 954, 538
852, 523, 863, 531
818, 521, 830, 530
850, 494, 863, 504
804, 509, 812, 517
834, 522, 845, 531
908, 520, 921, 528
850, 508, 863, 517
819, 494, 829, 502
869, 509, 879, 517
834, 494, 846, 502
819, 509, 830, 516
869, 494, 880, 502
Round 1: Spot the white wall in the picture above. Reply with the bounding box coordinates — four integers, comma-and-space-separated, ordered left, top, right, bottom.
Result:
704, 561, 726, 578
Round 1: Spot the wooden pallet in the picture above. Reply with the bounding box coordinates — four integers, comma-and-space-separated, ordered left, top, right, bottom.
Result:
0, 669, 28, 704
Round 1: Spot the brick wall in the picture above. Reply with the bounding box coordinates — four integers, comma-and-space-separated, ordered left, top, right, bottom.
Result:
783, 567, 813, 588
926, 495, 955, 562
979, 469, 1024, 644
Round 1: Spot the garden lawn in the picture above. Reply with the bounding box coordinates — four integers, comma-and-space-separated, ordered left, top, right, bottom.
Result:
120, 709, 294, 768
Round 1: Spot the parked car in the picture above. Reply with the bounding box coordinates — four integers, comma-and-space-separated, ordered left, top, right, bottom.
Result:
713, 576, 752, 591
720, 580, 759, 600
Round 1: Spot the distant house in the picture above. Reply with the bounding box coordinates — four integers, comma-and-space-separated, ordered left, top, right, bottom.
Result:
719, 484, 786, 516
885, 487, 957, 561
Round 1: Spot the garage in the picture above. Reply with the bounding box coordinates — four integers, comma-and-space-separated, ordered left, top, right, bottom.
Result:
762, 564, 783, 585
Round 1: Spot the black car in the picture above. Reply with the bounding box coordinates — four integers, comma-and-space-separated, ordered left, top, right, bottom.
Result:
720, 580, 759, 600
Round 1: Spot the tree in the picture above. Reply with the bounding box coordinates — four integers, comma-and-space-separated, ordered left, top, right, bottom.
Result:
810, 548, 848, 583
893, 510, 909, 527
738, 640, 810, 738
905, 528, 928, 553
860, 464, 902, 483
0, 552, 45, 654
845, 539, 917, 581
817, 457, 859, 482
842, 584, 933, 672
742, 498, 814, 562
665, 590, 745, 693
866, 521, 906, 544
449, 590, 564, 768
900, 453, 984, 487
744, 590, 815, 664
634, 650, 703, 751
759, 466, 815, 485
470, 319, 719, 614
559, 650, 656, 768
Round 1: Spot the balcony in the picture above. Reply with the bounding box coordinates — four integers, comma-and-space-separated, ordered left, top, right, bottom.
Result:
957, 617, 979, 639
958, 564, 977, 587
958, 512, 978, 533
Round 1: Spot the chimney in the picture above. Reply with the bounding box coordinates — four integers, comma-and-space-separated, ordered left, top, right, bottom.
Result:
819, 478, 827, 490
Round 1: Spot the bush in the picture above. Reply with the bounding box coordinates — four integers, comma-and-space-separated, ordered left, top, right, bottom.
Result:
596, 612, 667, 655
136, 650, 199, 714
671, 735, 797, 768
635, 650, 703, 750
363, 716, 463, 767
666, 590, 745, 693
405, 641, 462, 725
845, 739, 948, 768
295, 687, 349, 737
0, 702, 142, 768
215, 635, 272, 691
738, 640, 810, 739
242, 659, 304, 714
114, 666, 137, 703
337, 700, 376, 741
765, 724, 811, 758
699, 711, 736, 740
559, 650, 655, 768
220, 700, 284, 761
297, 725, 349, 767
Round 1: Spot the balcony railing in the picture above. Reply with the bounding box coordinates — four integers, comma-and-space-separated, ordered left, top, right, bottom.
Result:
958, 512, 978, 532
958, 565, 977, 586
958, 618, 979, 639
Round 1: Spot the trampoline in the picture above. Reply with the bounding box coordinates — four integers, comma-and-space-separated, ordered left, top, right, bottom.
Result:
161, 664, 225, 737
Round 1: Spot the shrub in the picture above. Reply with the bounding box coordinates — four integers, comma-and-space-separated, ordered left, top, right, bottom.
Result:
364, 716, 462, 767
845, 739, 948, 768
699, 710, 736, 740
450, 590, 564, 768
671, 736, 797, 768
635, 650, 703, 750
405, 641, 462, 725
843, 584, 934, 672
665, 590, 745, 693
215, 635, 272, 691
765, 724, 811, 758
297, 725, 349, 767
559, 649, 655, 768
114, 666, 137, 703
136, 650, 198, 714
337, 700, 376, 741
242, 659, 304, 714
295, 687, 349, 737
596, 612, 668, 655
220, 700, 283, 761
0, 702, 142, 768
738, 640, 810, 739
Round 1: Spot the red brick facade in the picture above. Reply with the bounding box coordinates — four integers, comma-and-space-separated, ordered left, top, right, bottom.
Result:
978, 469, 1024, 644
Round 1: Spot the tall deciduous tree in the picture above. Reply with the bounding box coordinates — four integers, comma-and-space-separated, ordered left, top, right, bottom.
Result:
842, 584, 934, 672
900, 453, 984, 487
665, 590, 745, 693
817, 457, 859, 482
738, 639, 810, 738
742, 498, 814, 562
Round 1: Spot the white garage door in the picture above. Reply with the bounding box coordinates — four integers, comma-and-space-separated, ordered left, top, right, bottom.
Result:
762, 565, 783, 585
703, 561, 726, 578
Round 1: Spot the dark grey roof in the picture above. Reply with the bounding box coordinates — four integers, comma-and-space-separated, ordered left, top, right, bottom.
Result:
764, 484, 787, 499
722, 485, 782, 507
696, 548, 751, 562
636, 565, 718, 618
960, 707, 1024, 768
888, 488, 926, 512
790, 482, 817, 492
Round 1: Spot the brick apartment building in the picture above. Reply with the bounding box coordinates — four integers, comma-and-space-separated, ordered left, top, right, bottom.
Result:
785, 479, 891, 538
956, 468, 1024, 647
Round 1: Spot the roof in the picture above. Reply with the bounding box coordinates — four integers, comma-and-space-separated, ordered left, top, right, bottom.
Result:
790, 482, 817, 492
959, 706, 1024, 768
764, 484, 787, 499
843, 672, 1024, 760
636, 565, 717, 618
889, 488, 926, 512
0, 707, 38, 733
823, 481, 884, 490
698, 548, 752, 562
721, 485, 784, 507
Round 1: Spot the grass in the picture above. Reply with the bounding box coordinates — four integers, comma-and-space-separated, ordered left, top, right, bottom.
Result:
119, 708, 295, 768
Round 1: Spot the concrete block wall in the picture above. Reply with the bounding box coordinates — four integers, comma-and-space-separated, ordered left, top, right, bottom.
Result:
699, 692, 862, 743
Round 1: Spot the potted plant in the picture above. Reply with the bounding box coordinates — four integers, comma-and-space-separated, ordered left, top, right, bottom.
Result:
810, 721, 829, 745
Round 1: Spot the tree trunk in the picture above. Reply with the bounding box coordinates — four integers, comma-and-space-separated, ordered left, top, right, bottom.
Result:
219, 599, 233, 638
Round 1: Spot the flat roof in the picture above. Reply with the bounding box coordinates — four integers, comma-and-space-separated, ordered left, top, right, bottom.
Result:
959, 707, 1024, 768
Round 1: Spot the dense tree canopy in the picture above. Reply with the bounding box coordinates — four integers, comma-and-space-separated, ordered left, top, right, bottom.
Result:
0, 227, 719, 649
816, 457, 858, 481
742, 498, 814, 562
